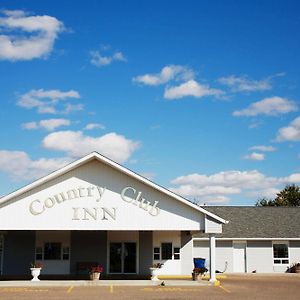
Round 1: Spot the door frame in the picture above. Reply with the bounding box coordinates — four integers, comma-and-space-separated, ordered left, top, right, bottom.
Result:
107, 241, 138, 274
233, 241, 247, 273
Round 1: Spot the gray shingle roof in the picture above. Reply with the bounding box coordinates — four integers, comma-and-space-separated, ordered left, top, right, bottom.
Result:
195, 206, 300, 239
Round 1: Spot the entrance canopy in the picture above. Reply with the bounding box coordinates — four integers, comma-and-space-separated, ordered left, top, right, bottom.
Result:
0, 152, 226, 232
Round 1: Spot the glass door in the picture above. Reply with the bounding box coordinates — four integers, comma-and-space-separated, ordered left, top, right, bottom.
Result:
124, 242, 136, 273
109, 242, 136, 274
109, 242, 122, 273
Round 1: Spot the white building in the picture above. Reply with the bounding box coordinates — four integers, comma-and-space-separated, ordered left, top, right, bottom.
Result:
0, 152, 299, 280
0, 152, 224, 281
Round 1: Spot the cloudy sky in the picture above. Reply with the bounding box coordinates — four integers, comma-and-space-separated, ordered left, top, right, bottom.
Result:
0, 0, 299, 205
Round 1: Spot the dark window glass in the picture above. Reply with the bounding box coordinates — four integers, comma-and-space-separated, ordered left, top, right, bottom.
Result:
273, 244, 288, 258
174, 247, 180, 260
282, 259, 289, 264
154, 254, 160, 260
44, 242, 61, 260
161, 243, 172, 260
274, 259, 281, 264
154, 247, 160, 253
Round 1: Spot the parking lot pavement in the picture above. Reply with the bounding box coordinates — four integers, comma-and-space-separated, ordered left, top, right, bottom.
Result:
0, 275, 299, 300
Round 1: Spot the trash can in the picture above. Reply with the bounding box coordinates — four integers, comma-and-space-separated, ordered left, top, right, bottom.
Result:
193, 257, 206, 268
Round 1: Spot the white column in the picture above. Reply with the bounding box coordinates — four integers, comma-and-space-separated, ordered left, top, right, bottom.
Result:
209, 233, 216, 282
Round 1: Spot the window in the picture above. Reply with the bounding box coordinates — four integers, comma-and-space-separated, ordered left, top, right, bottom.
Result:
62, 247, 70, 260
174, 247, 180, 260
161, 243, 172, 260
273, 243, 289, 264
35, 247, 43, 260
153, 247, 160, 260
44, 242, 62, 260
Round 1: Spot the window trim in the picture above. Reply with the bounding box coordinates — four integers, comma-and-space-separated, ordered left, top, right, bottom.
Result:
272, 241, 289, 265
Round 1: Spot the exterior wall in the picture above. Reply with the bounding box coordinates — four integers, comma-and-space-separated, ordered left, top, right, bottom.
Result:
290, 241, 300, 265
36, 231, 70, 274
153, 231, 181, 275
193, 240, 233, 272
0, 160, 205, 231
247, 241, 273, 273
70, 231, 107, 275
139, 231, 153, 276
180, 231, 193, 275
205, 216, 222, 233
2, 231, 35, 275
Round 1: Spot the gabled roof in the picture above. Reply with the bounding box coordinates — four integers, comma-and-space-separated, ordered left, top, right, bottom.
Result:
194, 206, 300, 238
0, 152, 227, 224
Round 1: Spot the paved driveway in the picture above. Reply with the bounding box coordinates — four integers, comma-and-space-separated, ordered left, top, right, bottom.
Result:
0, 275, 299, 299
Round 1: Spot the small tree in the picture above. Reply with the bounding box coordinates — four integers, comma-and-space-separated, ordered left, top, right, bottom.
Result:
256, 184, 300, 207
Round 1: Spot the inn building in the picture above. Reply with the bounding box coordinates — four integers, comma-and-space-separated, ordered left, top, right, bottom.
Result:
0, 152, 299, 280
0, 152, 225, 281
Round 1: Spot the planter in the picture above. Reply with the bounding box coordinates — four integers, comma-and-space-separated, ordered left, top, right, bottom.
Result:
90, 272, 101, 280
149, 267, 160, 281
30, 267, 41, 281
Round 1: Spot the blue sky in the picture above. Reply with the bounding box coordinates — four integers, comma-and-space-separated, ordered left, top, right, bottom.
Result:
0, 0, 299, 205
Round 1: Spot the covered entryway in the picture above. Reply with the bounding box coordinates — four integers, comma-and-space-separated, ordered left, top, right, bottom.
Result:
0, 152, 227, 281
109, 242, 137, 274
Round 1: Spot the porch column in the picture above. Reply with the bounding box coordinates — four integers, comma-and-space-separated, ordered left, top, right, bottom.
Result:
209, 233, 216, 282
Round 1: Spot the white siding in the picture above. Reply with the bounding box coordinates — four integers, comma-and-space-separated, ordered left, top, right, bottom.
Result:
246, 241, 273, 273
205, 216, 222, 233
193, 240, 233, 273
35, 231, 70, 274
0, 160, 205, 231
290, 241, 300, 264
153, 231, 181, 275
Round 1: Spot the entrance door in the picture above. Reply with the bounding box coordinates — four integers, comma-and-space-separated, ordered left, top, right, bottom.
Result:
109, 242, 137, 274
233, 242, 246, 272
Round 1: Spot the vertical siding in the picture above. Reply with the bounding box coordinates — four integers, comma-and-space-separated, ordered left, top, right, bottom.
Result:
216, 241, 233, 273
2, 231, 35, 275
70, 231, 107, 274
193, 240, 233, 273
247, 241, 273, 273
205, 216, 222, 233
193, 240, 209, 269
181, 231, 193, 275
139, 231, 153, 276
289, 241, 300, 265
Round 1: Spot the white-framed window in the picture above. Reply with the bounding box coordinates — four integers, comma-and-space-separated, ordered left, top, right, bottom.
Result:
153, 247, 160, 260
273, 242, 289, 265
35, 243, 70, 261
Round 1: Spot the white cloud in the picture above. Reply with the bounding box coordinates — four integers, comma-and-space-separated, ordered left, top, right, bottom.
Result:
0, 150, 71, 181
233, 97, 298, 117
164, 79, 224, 100
84, 123, 105, 130
276, 116, 300, 142
218, 75, 272, 92
17, 89, 82, 114
0, 10, 64, 61
90, 50, 126, 67
249, 145, 276, 152
243, 152, 265, 161
133, 65, 194, 86
42, 130, 140, 163
22, 118, 71, 131
170, 170, 300, 204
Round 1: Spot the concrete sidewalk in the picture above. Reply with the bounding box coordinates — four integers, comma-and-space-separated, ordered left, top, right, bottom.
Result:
0, 279, 211, 287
